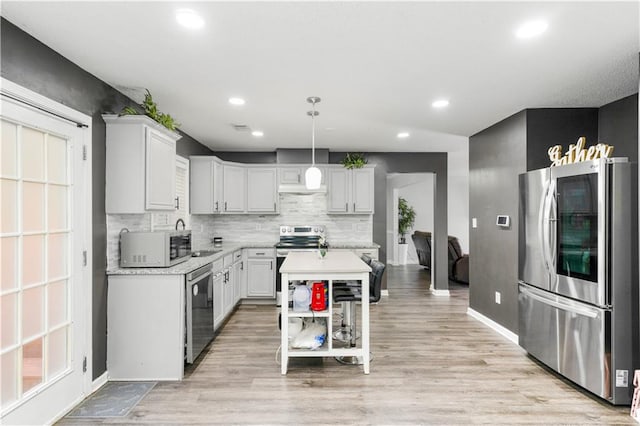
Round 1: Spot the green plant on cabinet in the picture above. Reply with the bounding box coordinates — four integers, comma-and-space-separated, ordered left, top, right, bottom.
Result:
120, 89, 180, 131
341, 152, 368, 169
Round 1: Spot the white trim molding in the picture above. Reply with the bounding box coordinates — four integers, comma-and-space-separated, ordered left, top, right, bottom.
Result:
467, 307, 519, 345
92, 372, 109, 393
381, 289, 389, 297
431, 289, 450, 297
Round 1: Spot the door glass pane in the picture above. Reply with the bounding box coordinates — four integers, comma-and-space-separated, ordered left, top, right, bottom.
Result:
1, 178, 18, 233
48, 280, 67, 328
47, 135, 67, 184
22, 286, 44, 339
22, 338, 43, 393
1, 350, 18, 406
23, 181, 45, 232
48, 233, 68, 279
557, 173, 598, 282
21, 127, 45, 181
1, 120, 18, 177
47, 327, 68, 379
48, 184, 68, 231
1, 237, 17, 291
1, 292, 17, 349
22, 235, 44, 285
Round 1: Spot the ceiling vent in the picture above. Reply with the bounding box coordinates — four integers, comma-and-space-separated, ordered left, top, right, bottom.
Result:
231, 124, 251, 132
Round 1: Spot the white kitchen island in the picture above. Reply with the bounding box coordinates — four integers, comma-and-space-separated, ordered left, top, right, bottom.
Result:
280, 251, 371, 374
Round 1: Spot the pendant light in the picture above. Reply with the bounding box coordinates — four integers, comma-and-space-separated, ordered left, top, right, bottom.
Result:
305, 96, 322, 190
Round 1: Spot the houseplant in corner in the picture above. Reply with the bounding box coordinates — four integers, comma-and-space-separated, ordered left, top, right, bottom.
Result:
398, 197, 416, 265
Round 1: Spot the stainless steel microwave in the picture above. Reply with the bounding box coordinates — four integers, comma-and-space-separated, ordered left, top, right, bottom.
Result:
120, 230, 192, 267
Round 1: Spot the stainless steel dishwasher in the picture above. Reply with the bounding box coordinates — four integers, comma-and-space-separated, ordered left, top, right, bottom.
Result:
185, 263, 214, 363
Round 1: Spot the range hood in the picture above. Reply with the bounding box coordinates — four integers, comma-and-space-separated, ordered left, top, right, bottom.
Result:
278, 183, 327, 194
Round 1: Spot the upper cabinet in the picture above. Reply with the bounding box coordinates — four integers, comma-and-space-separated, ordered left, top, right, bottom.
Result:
247, 167, 278, 213
278, 165, 326, 188
327, 167, 374, 214
222, 164, 246, 212
104, 114, 181, 214
190, 156, 223, 214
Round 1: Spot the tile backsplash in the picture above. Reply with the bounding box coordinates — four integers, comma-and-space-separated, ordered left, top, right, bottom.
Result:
106, 193, 372, 270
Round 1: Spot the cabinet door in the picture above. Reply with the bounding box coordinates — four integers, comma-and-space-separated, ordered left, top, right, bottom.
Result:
278, 167, 303, 184
352, 168, 374, 213
223, 269, 234, 317
145, 128, 176, 210
233, 261, 243, 305
247, 258, 275, 297
213, 272, 224, 330
223, 165, 246, 212
213, 160, 223, 213
190, 157, 214, 214
247, 168, 278, 213
327, 168, 350, 213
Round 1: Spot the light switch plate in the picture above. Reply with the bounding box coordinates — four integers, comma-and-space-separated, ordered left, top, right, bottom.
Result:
495, 291, 501, 304
472, 218, 477, 228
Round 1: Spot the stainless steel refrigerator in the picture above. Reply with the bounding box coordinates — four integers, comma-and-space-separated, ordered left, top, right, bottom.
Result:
518, 158, 638, 405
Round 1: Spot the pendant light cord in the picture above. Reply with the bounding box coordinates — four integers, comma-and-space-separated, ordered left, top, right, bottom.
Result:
311, 101, 316, 166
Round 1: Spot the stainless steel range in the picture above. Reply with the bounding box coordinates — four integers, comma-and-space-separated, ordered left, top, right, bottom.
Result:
275, 225, 326, 306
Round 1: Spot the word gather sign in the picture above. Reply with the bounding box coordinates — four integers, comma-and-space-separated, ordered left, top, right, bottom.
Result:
548, 137, 614, 167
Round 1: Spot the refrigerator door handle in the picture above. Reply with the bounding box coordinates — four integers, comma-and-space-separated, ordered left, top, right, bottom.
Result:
520, 285, 599, 319
540, 179, 556, 276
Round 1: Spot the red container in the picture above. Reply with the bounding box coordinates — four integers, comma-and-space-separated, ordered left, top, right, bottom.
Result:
310, 282, 326, 311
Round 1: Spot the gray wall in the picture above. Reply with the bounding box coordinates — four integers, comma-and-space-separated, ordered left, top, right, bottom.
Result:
469, 111, 527, 332
330, 152, 449, 291
1, 18, 212, 379
526, 108, 599, 171
470, 99, 639, 334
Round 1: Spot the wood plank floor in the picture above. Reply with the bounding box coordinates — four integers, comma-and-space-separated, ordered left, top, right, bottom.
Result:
58, 265, 635, 425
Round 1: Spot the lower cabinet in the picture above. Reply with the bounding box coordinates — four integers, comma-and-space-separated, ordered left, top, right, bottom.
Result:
246, 248, 275, 298
233, 259, 243, 304
223, 267, 234, 317
213, 269, 224, 330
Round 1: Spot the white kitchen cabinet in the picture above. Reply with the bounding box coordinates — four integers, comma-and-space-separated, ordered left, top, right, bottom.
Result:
104, 114, 181, 213
190, 156, 223, 214
223, 267, 234, 317
246, 249, 275, 298
247, 167, 278, 213
213, 270, 224, 330
222, 164, 246, 212
232, 250, 243, 304
107, 274, 185, 380
278, 167, 304, 185
327, 166, 374, 214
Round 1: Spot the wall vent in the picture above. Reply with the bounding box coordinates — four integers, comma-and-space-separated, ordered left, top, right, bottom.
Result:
231, 124, 251, 132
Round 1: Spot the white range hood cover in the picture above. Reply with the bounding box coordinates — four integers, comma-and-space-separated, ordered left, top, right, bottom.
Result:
278, 183, 327, 194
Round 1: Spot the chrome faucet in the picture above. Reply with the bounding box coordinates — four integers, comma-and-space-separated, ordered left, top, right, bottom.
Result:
175, 218, 186, 230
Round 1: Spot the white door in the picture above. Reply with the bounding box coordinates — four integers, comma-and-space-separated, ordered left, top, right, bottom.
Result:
145, 128, 176, 210
247, 168, 277, 213
1, 81, 91, 425
222, 165, 246, 212
247, 259, 274, 297
212, 272, 224, 330
327, 168, 350, 213
352, 168, 374, 213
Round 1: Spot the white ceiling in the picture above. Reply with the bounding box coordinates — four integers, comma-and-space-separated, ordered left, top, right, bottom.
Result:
2, 1, 638, 153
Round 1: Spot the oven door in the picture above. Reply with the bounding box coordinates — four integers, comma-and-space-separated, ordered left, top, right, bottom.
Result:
185, 264, 213, 363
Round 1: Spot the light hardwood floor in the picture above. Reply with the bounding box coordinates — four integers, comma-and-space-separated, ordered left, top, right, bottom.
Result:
58, 265, 634, 425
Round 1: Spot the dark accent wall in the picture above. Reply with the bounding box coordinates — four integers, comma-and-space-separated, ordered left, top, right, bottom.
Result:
469, 111, 527, 332
1, 18, 212, 379
598, 93, 638, 162
470, 98, 638, 334
214, 151, 277, 164
526, 108, 599, 171
330, 152, 449, 291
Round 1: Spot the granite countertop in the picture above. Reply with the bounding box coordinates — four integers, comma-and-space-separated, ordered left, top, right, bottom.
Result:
329, 242, 380, 249
107, 241, 277, 276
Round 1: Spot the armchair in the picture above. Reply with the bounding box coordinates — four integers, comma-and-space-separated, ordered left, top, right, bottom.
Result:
411, 231, 431, 269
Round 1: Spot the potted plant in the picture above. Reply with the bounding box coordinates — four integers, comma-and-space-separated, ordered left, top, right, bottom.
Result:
120, 89, 180, 132
340, 152, 367, 169
398, 197, 416, 265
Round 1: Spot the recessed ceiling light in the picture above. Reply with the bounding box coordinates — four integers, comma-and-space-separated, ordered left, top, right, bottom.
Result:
251, 130, 264, 137
397, 132, 410, 139
515, 20, 548, 39
228, 97, 246, 106
432, 99, 449, 109
176, 9, 204, 29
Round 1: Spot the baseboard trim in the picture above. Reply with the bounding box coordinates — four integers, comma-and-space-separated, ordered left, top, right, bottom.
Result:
92, 371, 109, 392
467, 307, 519, 345
431, 289, 450, 297
381, 289, 389, 297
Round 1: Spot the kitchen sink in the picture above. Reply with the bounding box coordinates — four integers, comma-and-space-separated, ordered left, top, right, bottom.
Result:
191, 249, 223, 257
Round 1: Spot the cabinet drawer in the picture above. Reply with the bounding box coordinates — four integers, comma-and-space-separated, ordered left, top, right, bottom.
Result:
233, 250, 242, 262
246, 248, 275, 258
223, 254, 233, 268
